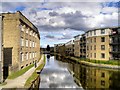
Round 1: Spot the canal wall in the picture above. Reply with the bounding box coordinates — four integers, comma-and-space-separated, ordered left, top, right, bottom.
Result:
29, 76, 40, 89
54, 53, 120, 70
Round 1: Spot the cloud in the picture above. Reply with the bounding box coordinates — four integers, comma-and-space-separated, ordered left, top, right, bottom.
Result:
45, 35, 55, 39
2, 1, 119, 47
49, 11, 59, 16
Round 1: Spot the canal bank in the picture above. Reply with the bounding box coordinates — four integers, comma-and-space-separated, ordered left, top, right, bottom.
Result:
53, 53, 120, 69
0, 55, 45, 89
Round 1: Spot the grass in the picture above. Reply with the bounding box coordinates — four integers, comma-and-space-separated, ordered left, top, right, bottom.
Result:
86, 59, 120, 66
24, 55, 46, 88
66, 56, 120, 66
7, 64, 34, 79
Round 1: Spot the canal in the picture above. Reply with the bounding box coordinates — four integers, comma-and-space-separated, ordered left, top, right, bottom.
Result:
39, 54, 120, 89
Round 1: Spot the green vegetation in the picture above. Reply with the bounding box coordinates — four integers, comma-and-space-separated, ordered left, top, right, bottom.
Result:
8, 64, 34, 79
24, 55, 46, 88
0, 82, 7, 86
86, 59, 120, 66
66, 56, 120, 66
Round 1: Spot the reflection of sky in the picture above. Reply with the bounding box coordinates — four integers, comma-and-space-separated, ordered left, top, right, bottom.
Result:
40, 55, 83, 88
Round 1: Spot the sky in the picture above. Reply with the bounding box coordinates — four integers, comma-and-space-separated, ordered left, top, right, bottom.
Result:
1, 0, 119, 48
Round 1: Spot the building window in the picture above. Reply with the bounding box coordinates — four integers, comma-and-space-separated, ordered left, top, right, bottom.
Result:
91, 38, 92, 43
33, 33, 35, 37
91, 46, 92, 50
21, 25, 24, 32
21, 38, 24, 46
90, 31, 92, 36
30, 31, 32, 35
101, 29, 105, 34
101, 80, 105, 86
101, 72, 105, 77
26, 53, 28, 60
30, 52, 32, 59
35, 34, 37, 38
101, 37, 105, 42
94, 53, 96, 58
26, 39, 28, 47
21, 53, 24, 61
94, 38, 96, 42
94, 30, 96, 35
101, 45, 105, 50
32, 41, 35, 47
33, 52, 34, 58
94, 45, 96, 50
26, 28, 29, 33
30, 40, 32, 47
87, 33, 88, 37
101, 53, 105, 58
91, 53, 92, 58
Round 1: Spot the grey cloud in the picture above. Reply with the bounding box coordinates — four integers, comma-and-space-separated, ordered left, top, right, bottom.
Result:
37, 11, 90, 32
60, 11, 89, 31
45, 35, 55, 39
49, 11, 59, 17
58, 36, 72, 40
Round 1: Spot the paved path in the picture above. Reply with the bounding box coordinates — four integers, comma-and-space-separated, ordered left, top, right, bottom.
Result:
0, 55, 44, 89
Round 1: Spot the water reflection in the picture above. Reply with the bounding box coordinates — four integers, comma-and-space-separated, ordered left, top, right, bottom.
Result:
47, 54, 50, 65
39, 54, 82, 89
40, 55, 120, 89
68, 60, 120, 89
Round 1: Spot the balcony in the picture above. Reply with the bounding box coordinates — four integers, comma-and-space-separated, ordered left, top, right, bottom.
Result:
109, 29, 120, 36
110, 49, 120, 53
109, 39, 120, 45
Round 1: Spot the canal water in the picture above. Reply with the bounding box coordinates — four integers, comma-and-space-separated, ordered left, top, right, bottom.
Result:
39, 54, 120, 89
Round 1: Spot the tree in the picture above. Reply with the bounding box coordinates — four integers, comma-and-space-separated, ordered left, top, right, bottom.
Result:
46, 45, 50, 51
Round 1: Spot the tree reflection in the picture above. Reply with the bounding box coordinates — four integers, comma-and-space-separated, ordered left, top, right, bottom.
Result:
47, 54, 50, 65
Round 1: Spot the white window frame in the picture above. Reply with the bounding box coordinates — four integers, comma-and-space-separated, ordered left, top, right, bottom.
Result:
21, 53, 24, 61
26, 53, 28, 60
26, 39, 28, 47
21, 38, 24, 46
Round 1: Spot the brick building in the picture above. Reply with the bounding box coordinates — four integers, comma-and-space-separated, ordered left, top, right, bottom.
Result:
65, 40, 74, 56
86, 28, 111, 60
74, 35, 81, 57
54, 43, 66, 56
2, 11, 40, 78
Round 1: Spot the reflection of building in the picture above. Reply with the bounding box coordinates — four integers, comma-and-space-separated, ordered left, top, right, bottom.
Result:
86, 28, 111, 60
65, 40, 74, 56
109, 27, 120, 60
86, 68, 110, 89
2, 11, 40, 76
68, 60, 120, 89
0, 14, 3, 83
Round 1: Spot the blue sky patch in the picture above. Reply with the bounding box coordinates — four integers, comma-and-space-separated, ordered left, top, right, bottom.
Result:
39, 8, 52, 11
101, 2, 120, 8
15, 6, 26, 11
